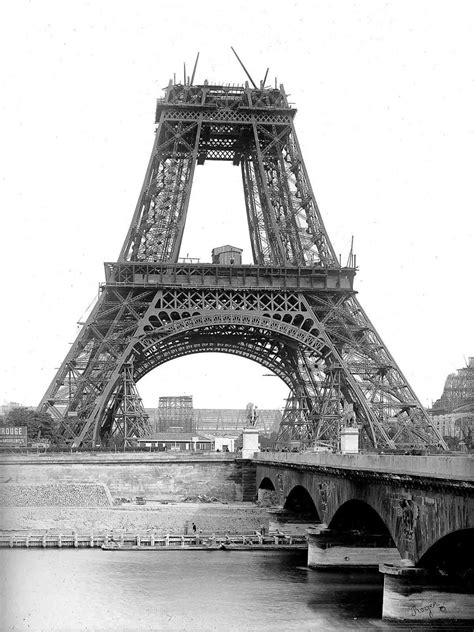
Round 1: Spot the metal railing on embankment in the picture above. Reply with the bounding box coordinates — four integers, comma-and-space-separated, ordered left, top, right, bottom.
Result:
0, 532, 307, 550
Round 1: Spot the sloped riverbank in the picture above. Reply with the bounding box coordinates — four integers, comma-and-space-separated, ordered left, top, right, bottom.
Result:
0, 501, 273, 535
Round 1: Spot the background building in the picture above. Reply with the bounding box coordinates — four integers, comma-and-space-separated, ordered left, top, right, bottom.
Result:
137, 432, 213, 451
194, 408, 281, 435
153, 396, 195, 433
146, 400, 282, 437
429, 357, 474, 449
144, 397, 282, 452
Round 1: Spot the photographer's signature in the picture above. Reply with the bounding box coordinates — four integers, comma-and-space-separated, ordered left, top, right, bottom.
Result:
411, 602, 447, 618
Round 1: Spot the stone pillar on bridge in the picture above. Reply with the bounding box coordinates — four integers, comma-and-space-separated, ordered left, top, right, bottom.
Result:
379, 561, 474, 622
241, 428, 260, 459
339, 404, 359, 454
340, 426, 359, 454
307, 524, 401, 569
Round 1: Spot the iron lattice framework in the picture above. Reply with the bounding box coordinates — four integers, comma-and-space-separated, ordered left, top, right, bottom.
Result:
157, 396, 195, 433
38, 79, 446, 451
103, 362, 152, 447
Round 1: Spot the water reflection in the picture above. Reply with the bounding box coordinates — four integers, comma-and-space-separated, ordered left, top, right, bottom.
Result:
0, 549, 423, 631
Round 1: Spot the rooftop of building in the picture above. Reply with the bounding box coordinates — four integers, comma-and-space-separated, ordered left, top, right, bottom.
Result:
138, 432, 213, 442
211, 245, 243, 254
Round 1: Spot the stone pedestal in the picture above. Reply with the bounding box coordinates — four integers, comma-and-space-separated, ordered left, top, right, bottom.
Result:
380, 562, 474, 622
307, 525, 401, 569
340, 426, 359, 454
241, 428, 260, 459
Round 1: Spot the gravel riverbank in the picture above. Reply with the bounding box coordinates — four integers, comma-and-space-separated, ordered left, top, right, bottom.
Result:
0, 502, 274, 535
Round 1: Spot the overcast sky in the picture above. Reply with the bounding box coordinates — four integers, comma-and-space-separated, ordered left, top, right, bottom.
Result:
0, 0, 472, 411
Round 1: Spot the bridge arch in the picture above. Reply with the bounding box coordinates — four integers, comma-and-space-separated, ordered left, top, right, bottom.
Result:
258, 477, 276, 491
328, 498, 396, 545
417, 528, 474, 579
254, 461, 470, 568
257, 476, 278, 505
284, 484, 321, 521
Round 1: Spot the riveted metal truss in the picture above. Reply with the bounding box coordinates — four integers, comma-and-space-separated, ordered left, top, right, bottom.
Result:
38, 79, 446, 451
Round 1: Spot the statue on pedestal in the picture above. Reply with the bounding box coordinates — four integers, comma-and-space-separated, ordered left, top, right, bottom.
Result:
246, 402, 258, 427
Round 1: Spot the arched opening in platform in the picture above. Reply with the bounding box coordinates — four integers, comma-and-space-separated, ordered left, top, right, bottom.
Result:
119, 317, 325, 448
284, 485, 320, 521
329, 499, 395, 544
418, 528, 474, 582
96, 315, 319, 447
136, 320, 316, 391
137, 352, 288, 433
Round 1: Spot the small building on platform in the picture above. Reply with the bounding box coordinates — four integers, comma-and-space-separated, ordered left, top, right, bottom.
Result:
211, 245, 243, 265
137, 433, 214, 452
214, 436, 236, 453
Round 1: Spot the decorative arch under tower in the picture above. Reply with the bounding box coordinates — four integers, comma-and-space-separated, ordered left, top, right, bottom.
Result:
38, 75, 446, 451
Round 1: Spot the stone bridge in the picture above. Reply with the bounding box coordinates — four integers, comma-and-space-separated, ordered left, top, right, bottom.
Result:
254, 452, 473, 622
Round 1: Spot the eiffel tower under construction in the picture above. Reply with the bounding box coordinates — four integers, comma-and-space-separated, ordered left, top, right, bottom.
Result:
38, 56, 446, 451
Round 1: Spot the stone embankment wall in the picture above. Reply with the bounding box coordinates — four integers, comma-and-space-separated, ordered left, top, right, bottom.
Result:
0, 454, 256, 502
0, 483, 112, 507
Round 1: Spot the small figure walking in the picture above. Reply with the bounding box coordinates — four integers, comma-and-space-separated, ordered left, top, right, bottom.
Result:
192, 522, 197, 534
260, 524, 265, 537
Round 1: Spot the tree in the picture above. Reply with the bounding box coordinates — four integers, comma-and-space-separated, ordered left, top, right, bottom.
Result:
4, 407, 58, 443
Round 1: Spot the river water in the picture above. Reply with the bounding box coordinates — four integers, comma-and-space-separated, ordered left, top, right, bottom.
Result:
0, 549, 425, 631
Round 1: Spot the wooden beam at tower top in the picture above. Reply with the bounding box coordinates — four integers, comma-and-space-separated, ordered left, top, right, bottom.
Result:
230, 47, 257, 89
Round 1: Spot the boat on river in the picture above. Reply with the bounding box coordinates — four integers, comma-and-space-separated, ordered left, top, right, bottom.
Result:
101, 533, 308, 551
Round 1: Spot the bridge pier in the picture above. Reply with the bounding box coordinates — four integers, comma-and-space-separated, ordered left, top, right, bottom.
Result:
380, 562, 474, 622
307, 525, 401, 569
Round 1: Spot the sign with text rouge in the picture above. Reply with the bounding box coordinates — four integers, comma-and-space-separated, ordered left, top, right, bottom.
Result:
0, 426, 28, 446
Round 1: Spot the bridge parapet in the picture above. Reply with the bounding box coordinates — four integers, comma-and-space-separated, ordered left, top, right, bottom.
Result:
254, 452, 473, 483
